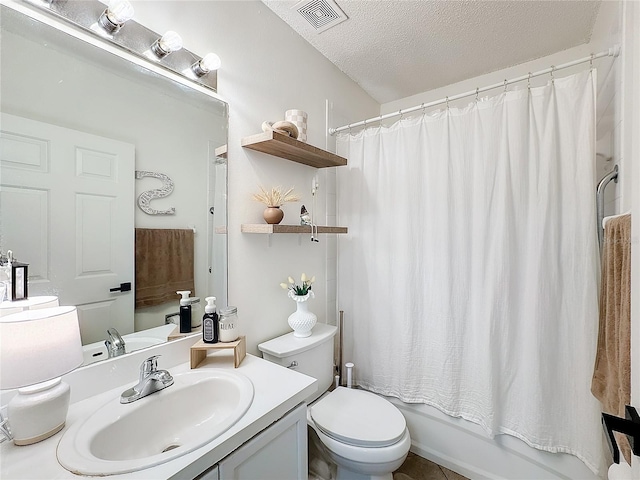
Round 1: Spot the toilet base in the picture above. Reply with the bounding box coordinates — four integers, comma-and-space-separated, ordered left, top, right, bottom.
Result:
308, 426, 402, 480
335, 465, 393, 480
330, 449, 407, 480
309, 424, 409, 480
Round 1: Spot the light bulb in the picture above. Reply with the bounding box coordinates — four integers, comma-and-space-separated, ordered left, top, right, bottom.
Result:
158, 31, 183, 53
151, 31, 183, 58
191, 53, 221, 77
107, 0, 134, 25
98, 0, 134, 33
200, 53, 221, 72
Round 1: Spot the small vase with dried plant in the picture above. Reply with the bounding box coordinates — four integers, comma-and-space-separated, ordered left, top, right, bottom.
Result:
253, 186, 301, 224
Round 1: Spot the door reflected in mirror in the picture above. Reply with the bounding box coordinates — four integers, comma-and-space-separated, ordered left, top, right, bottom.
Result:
0, 6, 228, 365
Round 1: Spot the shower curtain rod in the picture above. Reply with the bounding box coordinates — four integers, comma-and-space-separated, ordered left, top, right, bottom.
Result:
329, 45, 620, 135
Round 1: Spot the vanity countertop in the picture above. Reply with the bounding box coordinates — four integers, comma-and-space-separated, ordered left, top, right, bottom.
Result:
0, 352, 317, 479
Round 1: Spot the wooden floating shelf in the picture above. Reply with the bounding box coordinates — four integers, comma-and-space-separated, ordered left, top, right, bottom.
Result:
241, 224, 348, 234
214, 144, 227, 158
241, 130, 347, 168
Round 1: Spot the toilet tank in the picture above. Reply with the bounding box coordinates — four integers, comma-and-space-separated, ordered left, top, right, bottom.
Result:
258, 323, 337, 403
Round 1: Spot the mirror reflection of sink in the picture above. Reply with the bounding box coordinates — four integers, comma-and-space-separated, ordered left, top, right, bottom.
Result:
81, 324, 177, 365
82, 337, 163, 365
57, 369, 254, 476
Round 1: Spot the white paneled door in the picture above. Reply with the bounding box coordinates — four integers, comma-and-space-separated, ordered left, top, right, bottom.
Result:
0, 113, 135, 344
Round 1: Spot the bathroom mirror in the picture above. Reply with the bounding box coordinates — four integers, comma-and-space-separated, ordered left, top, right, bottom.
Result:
0, 4, 228, 363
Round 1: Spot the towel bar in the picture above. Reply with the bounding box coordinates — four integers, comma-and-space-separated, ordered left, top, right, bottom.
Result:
596, 165, 618, 251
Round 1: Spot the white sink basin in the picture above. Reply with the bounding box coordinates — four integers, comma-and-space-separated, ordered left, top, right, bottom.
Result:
57, 369, 254, 475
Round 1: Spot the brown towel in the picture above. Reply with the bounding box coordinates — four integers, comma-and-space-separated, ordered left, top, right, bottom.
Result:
135, 228, 195, 308
591, 214, 631, 463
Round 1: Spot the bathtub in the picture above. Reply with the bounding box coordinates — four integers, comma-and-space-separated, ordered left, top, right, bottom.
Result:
385, 397, 600, 480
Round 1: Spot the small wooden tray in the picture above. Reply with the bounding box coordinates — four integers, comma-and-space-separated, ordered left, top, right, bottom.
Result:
190, 336, 246, 369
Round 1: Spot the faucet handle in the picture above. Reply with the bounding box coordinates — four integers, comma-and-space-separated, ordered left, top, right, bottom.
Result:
140, 355, 160, 376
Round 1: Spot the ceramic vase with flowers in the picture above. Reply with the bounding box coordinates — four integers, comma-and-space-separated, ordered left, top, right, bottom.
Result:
280, 273, 316, 337
253, 186, 300, 224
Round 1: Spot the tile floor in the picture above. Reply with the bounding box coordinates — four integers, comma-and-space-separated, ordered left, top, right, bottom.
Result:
393, 452, 468, 480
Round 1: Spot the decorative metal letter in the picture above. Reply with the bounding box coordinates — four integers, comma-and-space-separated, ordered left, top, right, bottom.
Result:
135, 170, 176, 215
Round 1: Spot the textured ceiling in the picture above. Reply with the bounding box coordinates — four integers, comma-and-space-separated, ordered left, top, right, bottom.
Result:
263, 0, 601, 104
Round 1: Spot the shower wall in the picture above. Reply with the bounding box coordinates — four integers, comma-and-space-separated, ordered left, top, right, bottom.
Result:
371, 2, 626, 478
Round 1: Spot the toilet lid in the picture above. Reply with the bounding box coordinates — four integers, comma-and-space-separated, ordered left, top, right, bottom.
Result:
310, 387, 406, 447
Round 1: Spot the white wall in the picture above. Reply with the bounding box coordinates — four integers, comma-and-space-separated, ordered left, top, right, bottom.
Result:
130, 1, 379, 355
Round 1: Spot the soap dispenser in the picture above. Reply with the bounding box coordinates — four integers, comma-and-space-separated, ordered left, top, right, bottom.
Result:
202, 296, 219, 343
177, 290, 192, 333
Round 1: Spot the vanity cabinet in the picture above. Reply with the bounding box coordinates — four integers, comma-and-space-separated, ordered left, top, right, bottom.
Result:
196, 403, 308, 480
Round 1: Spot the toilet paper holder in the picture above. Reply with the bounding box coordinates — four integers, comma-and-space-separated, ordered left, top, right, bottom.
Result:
602, 405, 640, 464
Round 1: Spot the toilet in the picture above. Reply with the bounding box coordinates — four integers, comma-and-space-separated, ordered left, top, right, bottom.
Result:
258, 323, 411, 480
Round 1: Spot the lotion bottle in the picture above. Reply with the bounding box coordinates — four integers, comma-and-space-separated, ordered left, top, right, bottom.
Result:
177, 290, 192, 333
202, 296, 219, 343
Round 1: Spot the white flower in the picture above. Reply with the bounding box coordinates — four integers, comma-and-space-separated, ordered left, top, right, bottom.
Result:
281, 273, 315, 296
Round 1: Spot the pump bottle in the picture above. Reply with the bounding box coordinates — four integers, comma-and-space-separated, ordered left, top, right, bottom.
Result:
177, 290, 192, 333
202, 296, 219, 343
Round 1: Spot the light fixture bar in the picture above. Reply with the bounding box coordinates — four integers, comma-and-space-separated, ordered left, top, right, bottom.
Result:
20, 0, 218, 92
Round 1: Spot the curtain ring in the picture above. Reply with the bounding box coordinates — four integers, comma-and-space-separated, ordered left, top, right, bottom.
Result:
503, 79, 508, 92
475, 87, 480, 103
527, 72, 532, 90
445, 96, 450, 109
399, 108, 403, 119
550, 65, 555, 85
590, 53, 595, 71
420, 103, 426, 117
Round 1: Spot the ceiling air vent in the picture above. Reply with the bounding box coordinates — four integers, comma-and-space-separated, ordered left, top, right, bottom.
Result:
294, 0, 348, 34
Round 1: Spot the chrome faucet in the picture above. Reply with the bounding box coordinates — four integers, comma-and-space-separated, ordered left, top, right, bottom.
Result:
120, 355, 174, 404
105, 328, 126, 358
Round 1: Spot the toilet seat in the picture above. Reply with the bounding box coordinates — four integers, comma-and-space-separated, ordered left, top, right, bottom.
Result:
310, 387, 406, 448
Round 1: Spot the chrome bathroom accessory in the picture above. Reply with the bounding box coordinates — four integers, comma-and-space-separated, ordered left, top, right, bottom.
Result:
120, 355, 174, 404
596, 164, 619, 251
105, 328, 126, 358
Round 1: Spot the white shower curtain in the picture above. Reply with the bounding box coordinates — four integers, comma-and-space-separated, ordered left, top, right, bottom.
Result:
336, 70, 604, 474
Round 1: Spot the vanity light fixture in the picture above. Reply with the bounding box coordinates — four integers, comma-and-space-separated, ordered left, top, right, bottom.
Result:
23, 0, 218, 91
97, 0, 135, 34
150, 31, 183, 59
0, 306, 83, 445
191, 53, 221, 77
